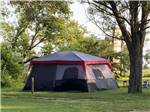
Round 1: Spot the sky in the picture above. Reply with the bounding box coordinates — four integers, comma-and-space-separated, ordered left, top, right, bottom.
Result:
69, 1, 105, 38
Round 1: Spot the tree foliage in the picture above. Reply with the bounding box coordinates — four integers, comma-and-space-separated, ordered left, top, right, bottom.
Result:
1, 42, 26, 87
1, 1, 71, 87
2, 1, 71, 61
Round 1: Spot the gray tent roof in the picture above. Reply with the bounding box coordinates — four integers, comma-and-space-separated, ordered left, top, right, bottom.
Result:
32, 51, 107, 62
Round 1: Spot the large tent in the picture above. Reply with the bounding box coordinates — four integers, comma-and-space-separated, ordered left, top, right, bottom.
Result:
23, 51, 117, 92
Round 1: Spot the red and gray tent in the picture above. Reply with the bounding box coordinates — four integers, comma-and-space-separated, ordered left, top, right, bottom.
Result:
23, 51, 117, 92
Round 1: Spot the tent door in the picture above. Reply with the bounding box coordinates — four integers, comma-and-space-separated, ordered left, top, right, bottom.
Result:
62, 67, 79, 90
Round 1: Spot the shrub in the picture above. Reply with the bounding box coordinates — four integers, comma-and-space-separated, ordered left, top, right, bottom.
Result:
1, 42, 26, 88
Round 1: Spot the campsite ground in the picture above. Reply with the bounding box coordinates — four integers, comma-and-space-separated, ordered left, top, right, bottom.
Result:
1, 87, 150, 112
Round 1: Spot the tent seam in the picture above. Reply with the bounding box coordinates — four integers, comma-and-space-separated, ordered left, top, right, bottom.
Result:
71, 51, 84, 61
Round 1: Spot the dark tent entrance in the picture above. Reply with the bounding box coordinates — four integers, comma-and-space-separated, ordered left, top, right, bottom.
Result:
61, 67, 85, 91
63, 67, 79, 79
58, 66, 88, 91
24, 51, 117, 92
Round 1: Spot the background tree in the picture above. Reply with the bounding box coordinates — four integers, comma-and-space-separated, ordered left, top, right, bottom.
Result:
0, 1, 71, 87
83, 1, 150, 93
1, 1, 71, 63
1, 42, 26, 87
41, 20, 86, 54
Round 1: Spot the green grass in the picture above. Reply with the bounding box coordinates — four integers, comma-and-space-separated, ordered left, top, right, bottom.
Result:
1, 88, 150, 112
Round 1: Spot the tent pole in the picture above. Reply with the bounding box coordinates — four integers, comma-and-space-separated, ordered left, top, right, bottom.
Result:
32, 77, 34, 94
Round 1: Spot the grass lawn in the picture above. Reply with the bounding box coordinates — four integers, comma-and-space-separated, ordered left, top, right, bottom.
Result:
1, 88, 150, 112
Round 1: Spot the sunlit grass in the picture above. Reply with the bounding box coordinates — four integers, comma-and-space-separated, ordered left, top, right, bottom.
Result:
1, 88, 150, 112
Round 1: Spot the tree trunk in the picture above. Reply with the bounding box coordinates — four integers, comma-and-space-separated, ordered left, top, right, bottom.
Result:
128, 37, 143, 93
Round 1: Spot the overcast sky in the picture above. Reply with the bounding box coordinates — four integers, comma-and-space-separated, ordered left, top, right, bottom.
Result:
70, 1, 104, 38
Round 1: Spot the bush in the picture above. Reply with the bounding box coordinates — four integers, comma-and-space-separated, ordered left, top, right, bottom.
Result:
143, 69, 150, 77
1, 42, 26, 88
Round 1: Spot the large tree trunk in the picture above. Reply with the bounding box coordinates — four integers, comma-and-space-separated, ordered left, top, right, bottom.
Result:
127, 35, 143, 93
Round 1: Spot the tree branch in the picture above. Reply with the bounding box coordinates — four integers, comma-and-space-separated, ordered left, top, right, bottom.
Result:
82, 1, 125, 41
140, 2, 150, 31
30, 36, 52, 50
93, 1, 113, 11
88, 1, 131, 25
146, 18, 150, 22
89, 2, 114, 15
129, 1, 139, 34
91, 16, 124, 41
19, 56, 39, 64
143, 25, 150, 31
108, 1, 132, 46
140, 1, 150, 44
29, 30, 39, 50
14, 22, 30, 40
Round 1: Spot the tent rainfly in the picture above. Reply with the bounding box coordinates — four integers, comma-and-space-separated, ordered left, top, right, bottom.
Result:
23, 51, 118, 92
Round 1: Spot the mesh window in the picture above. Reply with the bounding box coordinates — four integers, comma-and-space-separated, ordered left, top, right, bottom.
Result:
92, 69, 104, 79
63, 67, 78, 79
